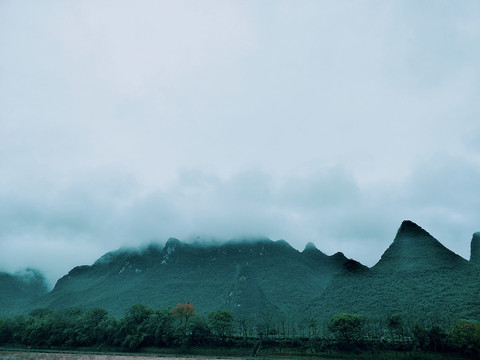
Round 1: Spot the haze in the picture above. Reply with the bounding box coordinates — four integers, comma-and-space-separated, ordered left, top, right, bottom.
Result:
1, 1, 479, 287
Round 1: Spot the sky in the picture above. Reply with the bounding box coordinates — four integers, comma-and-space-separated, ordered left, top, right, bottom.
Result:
1, 0, 479, 287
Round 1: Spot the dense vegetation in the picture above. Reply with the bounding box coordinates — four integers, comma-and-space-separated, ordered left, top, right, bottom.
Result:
0, 303, 479, 358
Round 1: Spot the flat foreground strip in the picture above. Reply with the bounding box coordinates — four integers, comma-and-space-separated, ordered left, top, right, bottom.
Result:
0, 351, 240, 360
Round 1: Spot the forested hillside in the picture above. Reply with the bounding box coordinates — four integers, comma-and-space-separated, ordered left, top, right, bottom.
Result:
0, 269, 48, 316
2, 221, 479, 326
310, 221, 480, 322
34, 237, 348, 320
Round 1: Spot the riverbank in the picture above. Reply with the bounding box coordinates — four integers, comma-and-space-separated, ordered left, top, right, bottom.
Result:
0, 348, 471, 360
1, 349, 229, 360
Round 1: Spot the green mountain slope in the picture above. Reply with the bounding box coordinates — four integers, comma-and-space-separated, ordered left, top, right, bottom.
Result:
0, 269, 49, 317
374, 220, 468, 271
36, 238, 348, 319
311, 221, 480, 322
6, 220, 480, 324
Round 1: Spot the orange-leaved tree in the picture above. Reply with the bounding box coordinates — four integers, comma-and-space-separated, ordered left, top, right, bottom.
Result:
172, 302, 196, 333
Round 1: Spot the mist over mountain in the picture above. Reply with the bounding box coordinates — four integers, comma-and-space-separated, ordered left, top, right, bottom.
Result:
2, 221, 479, 324
32, 237, 348, 320
2, 3, 480, 338
0, 268, 49, 316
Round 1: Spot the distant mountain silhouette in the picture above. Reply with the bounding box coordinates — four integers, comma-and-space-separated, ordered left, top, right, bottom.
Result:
34, 237, 348, 319
3, 221, 480, 323
0, 269, 49, 317
373, 220, 467, 271
311, 221, 480, 321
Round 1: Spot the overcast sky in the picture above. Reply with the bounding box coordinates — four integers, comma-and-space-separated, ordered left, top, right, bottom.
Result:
1, 0, 479, 287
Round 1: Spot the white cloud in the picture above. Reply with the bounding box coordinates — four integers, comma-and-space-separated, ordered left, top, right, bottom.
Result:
1, 1, 479, 285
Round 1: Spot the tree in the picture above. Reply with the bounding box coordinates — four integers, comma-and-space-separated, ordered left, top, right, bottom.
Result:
0, 316, 25, 345
190, 315, 210, 344
28, 308, 53, 319
124, 304, 153, 326
412, 323, 429, 351
387, 313, 404, 340
23, 310, 62, 346
427, 325, 447, 352
328, 313, 366, 348
236, 316, 252, 339
149, 308, 176, 347
172, 302, 196, 334
78, 307, 109, 346
309, 318, 318, 337
208, 310, 234, 339
449, 321, 480, 355
118, 304, 154, 350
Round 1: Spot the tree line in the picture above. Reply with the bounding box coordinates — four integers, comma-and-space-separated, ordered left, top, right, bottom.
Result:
0, 303, 479, 357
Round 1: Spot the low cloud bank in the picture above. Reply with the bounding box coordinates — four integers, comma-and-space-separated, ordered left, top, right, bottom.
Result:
1, 155, 479, 287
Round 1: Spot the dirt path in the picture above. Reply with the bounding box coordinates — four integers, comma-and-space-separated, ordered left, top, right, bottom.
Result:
0, 351, 237, 360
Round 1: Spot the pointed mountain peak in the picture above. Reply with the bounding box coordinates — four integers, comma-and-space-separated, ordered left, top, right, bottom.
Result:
161, 238, 184, 265
302, 242, 331, 257
470, 232, 480, 263
374, 221, 466, 271
331, 251, 348, 263
395, 220, 432, 240
165, 238, 182, 247
302, 242, 331, 265
275, 239, 293, 249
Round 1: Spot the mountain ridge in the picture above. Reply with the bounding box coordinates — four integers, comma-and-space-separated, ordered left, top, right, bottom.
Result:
311, 220, 480, 321
2, 220, 479, 323
372, 220, 467, 271
41, 235, 350, 319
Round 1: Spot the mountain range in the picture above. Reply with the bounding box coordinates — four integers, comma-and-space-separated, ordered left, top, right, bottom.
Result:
2, 220, 480, 324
